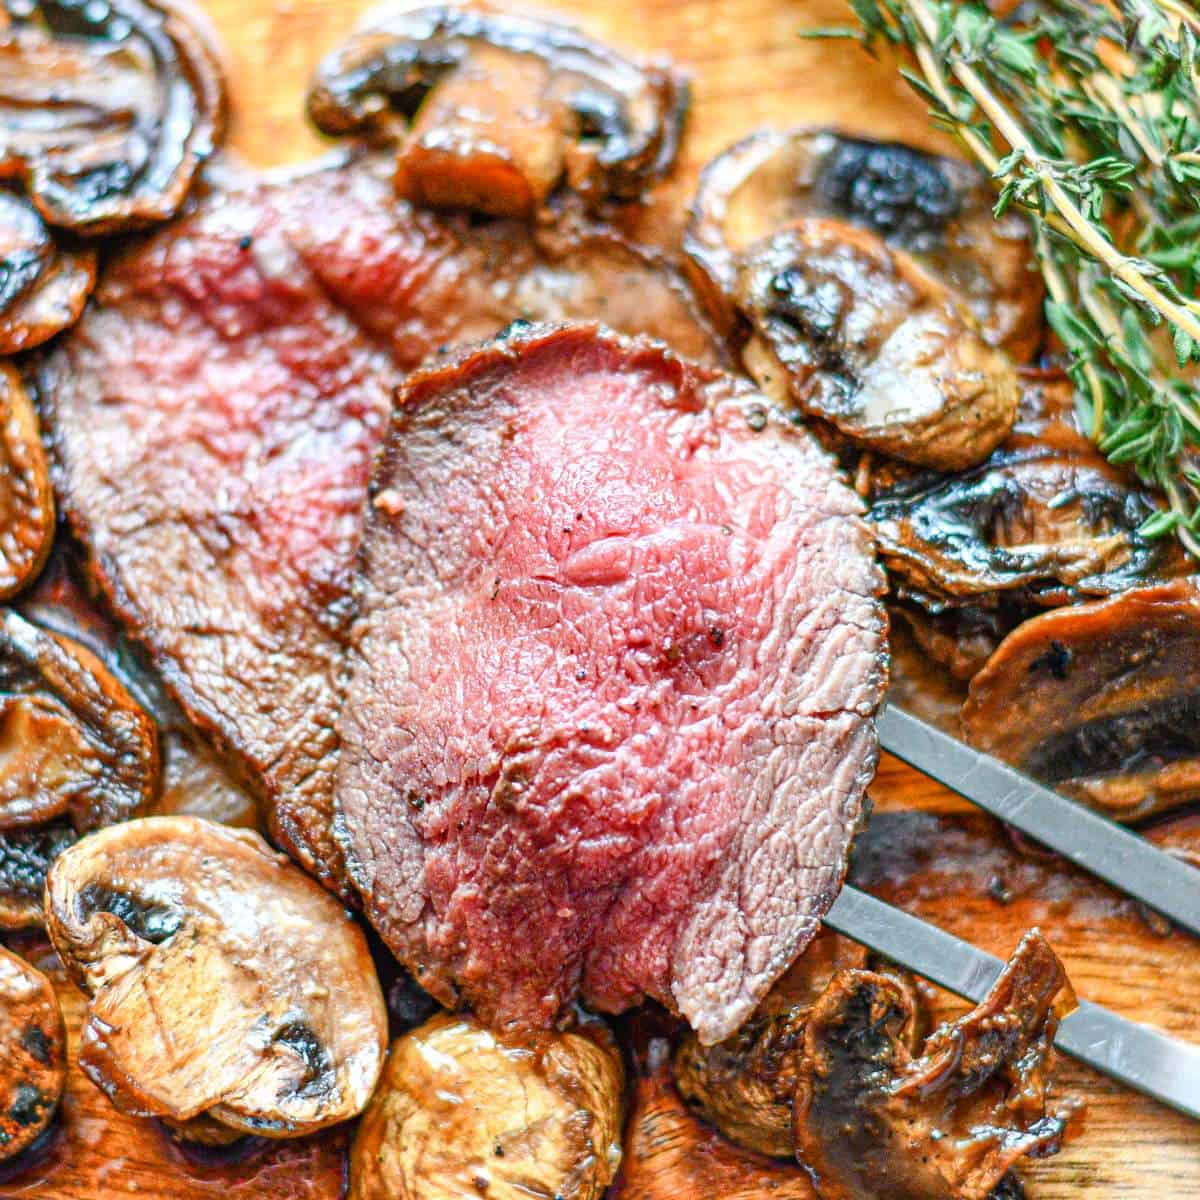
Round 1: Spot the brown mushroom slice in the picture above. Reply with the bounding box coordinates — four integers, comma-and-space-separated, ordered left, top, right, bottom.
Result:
44, 816, 386, 1137
869, 376, 1186, 609
793, 931, 1072, 1200
0, 0, 225, 234
0, 190, 95, 353
0, 607, 157, 834
0, 365, 53, 600
686, 128, 1042, 358
963, 581, 1200, 821
736, 219, 1019, 469
307, 5, 686, 218
0, 943, 65, 1158
673, 929, 925, 1159
350, 1010, 623, 1200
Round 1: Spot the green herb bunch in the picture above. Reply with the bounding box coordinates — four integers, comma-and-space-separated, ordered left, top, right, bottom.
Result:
820, 0, 1200, 557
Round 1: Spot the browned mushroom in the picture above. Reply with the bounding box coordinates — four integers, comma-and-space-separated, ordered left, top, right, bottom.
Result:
686, 129, 1042, 357
44, 815, 386, 1137
735, 218, 1020, 469
685, 129, 1042, 470
0, 0, 225, 234
350, 1009, 623, 1200
870, 374, 1188, 679
0, 364, 53, 601
0, 943, 65, 1158
19, 545, 261, 832
673, 928, 926, 1158
963, 580, 1200, 820
0, 607, 158, 927
793, 931, 1073, 1200
307, 5, 686, 218
870, 377, 1181, 606
0, 190, 94, 353
0, 607, 157, 834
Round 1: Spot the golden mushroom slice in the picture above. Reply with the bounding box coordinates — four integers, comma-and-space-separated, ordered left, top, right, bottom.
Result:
44, 816, 386, 1138
0, 607, 159, 927
307, 4, 686, 218
0, 607, 157, 833
0, 943, 65, 1158
0, 365, 53, 600
350, 1010, 624, 1200
0, 0, 225, 234
0, 191, 95, 353
734, 218, 1020, 470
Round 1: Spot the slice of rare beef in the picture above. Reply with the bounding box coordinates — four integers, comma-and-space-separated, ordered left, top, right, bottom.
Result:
334, 323, 887, 1044
37, 163, 716, 893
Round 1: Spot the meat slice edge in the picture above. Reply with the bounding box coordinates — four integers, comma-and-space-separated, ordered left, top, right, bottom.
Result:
334, 323, 887, 1043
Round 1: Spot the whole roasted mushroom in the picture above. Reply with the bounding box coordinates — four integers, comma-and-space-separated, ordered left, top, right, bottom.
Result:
963, 580, 1200, 820
307, 5, 686, 218
0, 0, 225, 233
686, 129, 1038, 470
0, 190, 94, 352
0, 364, 53, 600
793, 931, 1073, 1200
0, 943, 65, 1158
673, 928, 925, 1158
350, 1010, 624, 1200
44, 815, 387, 1137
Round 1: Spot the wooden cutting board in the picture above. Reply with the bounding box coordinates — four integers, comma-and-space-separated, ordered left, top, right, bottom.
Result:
5, 1, 1196, 1196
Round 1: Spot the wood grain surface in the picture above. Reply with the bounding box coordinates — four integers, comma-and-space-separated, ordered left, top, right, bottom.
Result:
3, 0, 1196, 1196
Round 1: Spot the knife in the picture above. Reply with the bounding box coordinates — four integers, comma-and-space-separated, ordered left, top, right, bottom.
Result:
826, 885, 1200, 1120
878, 703, 1200, 938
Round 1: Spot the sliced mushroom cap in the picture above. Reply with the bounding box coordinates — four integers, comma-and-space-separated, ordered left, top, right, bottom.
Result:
350, 1010, 624, 1200
686, 128, 1042, 358
793, 931, 1072, 1200
307, 5, 686, 218
44, 815, 386, 1137
963, 580, 1200, 821
0, 190, 95, 353
0, 0, 225, 234
0, 365, 53, 600
673, 928, 925, 1159
736, 218, 1020, 469
0, 607, 157, 835
0, 943, 65, 1158
869, 375, 1187, 617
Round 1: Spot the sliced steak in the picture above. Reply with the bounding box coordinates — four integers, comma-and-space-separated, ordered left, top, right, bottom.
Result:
335, 324, 887, 1043
37, 163, 716, 892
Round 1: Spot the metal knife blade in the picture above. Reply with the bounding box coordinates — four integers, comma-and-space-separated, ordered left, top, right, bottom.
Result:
826, 885, 1200, 1121
878, 703, 1200, 938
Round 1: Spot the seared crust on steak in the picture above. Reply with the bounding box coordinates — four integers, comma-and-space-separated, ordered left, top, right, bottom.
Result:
335, 323, 886, 1043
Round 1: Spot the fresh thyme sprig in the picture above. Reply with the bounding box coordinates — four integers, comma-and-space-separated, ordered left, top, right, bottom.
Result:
825, 0, 1200, 557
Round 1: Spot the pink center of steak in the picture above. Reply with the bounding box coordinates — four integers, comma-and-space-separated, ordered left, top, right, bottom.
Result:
38, 164, 716, 889
335, 326, 886, 1043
